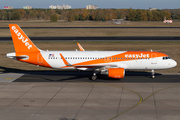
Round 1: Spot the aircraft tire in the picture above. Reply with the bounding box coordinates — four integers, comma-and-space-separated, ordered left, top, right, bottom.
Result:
152, 75, 155, 79
91, 75, 97, 81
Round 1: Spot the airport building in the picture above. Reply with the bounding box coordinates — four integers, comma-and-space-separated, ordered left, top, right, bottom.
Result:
149, 7, 157, 11
86, 5, 99, 9
4, 6, 13, 9
49, 4, 71, 9
23, 6, 32, 9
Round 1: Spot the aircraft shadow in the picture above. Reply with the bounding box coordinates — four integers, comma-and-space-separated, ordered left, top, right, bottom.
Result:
1, 66, 179, 83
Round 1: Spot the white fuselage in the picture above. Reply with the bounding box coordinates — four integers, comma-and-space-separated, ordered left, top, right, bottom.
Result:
40, 51, 177, 70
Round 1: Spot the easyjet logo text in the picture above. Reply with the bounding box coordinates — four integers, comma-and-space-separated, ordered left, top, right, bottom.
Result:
12, 26, 32, 50
125, 53, 149, 58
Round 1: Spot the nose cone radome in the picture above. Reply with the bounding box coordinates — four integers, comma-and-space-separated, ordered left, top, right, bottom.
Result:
173, 60, 177, 67
171, 60, 177, 68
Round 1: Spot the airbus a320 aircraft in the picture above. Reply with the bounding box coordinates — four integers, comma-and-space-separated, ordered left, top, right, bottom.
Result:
7, 24, 177, 80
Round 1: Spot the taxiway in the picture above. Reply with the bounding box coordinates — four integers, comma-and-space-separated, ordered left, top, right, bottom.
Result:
0, 72, 179, 120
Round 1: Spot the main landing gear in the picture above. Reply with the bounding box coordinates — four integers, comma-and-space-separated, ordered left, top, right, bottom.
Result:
151, 70, 155, 79
89, 72, 98, 81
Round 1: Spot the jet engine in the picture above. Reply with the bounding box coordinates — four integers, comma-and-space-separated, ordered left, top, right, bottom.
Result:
108, 68, 125, 79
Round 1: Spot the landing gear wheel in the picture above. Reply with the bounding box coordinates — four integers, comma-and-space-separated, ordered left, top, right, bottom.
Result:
152, 75, 155, 79
151, 70, 155, 79
91, 75, 97, 81
89, 72, 98, 81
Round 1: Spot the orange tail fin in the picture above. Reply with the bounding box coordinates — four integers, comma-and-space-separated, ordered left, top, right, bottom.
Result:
9, 24, 39, 53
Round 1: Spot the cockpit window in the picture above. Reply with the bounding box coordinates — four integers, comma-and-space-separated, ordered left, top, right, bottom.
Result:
162, 57, 171, 60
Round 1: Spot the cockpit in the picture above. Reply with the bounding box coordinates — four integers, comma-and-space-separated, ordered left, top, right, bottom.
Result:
162, 57, 171, 60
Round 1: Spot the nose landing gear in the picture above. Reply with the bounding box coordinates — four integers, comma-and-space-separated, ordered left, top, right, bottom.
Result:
151, 70, 155, 79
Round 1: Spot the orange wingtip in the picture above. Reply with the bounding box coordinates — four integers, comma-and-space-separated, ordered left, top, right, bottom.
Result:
77, 43, 85, 51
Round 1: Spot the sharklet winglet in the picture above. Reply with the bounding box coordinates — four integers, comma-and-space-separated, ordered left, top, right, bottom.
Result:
77, 43, 85, 51
60, 54, 72, 66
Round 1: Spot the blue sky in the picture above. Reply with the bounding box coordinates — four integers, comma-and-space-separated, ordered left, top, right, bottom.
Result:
0, 0, 180, 9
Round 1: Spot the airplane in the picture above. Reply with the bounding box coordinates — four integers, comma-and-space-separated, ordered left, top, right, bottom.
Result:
6, 24, 177, 80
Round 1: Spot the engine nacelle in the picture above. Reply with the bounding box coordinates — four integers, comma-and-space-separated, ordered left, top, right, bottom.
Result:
108, 68, 125, 79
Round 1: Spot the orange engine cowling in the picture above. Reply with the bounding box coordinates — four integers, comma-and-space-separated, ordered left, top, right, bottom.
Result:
108, 68, 125, 79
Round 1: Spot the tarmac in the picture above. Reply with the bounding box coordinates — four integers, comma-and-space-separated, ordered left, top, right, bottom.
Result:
0, 72, 180, 120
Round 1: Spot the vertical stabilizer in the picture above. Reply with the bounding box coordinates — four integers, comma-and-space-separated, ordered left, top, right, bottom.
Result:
9, 24, 39, 53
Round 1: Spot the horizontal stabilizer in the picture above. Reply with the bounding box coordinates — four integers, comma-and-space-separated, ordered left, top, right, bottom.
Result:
6, 52, 29, 60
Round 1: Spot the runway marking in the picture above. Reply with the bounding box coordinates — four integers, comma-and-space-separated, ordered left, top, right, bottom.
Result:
95, 83, 143, 120
142, 85, 180, 102
5, 78, 12, 80
69, 81, 143, 120
11, 75, 180, 120
109, 84, 180, 120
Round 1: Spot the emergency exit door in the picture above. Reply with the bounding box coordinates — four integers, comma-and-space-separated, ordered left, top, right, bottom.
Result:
151, 53, 157, 64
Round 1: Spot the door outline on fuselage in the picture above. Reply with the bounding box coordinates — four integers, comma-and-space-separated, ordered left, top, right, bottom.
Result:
104, 56, 112, 62
37, 53, 43, 63
151, 53, 157, 64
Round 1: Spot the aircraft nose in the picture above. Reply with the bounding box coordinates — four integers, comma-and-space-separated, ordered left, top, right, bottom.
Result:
171, 60, 177, 68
